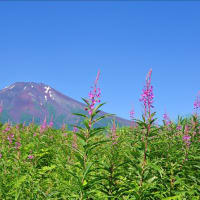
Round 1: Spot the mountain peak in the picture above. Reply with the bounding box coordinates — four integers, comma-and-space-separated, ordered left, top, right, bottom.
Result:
0, 82, 131, 129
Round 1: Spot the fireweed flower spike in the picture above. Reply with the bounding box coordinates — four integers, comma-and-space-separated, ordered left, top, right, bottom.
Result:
163, 112, 171, 126
62, 120, 66, 131
139, 68, 154, 120
130, 105, 135, 128
177, 125, 182, 131
71, 70, 115, 197
72, 126, 78, 149
138, 69, 155, 187
28, 155, 34, 159
193, 91, 200, 115
183, 135, 191, 147
111, 119, 118, 145
40, 116, 47, 133
85, 70, 101, 117
15, 142, 21, 150
0, 104, 2, 113
183, 125, 191, 147
3, 123, 11, 133
7, 133, 14, 144
49, 115, 54, 128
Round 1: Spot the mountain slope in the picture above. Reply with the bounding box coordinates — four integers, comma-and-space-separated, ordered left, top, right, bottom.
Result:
0, 82, 131, 129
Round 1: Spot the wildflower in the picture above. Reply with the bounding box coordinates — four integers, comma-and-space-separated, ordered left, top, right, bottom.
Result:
40, 116, 47, 133
0, 104, 2, 113
72, 127, 78, 149
48, 115, 53, 128
111, 120, 118, 145
16, 124, 19, 130
73, 126, 78, 132
63, 133, 67, 137
15, 142, 21, 149
163, 112, 171, 126
183, 135, 191, 147
139, 69, 154, 120
182, 125, 191, 147
85, 70, 101, 117
130, 105, 135, 128
194, 91, 200, 114
184, 125, 189, 135
7, 133, 14, 144
3, 122, 11, 133
28, 155, 34, 159
0, 153, 2, 158
176, 125, 182, 131
130, 108, 134, 119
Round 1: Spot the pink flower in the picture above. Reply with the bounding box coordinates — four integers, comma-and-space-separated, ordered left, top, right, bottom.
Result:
4, 127, 10, 132
183, 135, 191, 146
72, 126, 78, 149
194, 91, 200, 114
0, 153, 2, 158
0, 104, 2, 113
130, 106, 134, 120
86, 70, 101, 116
40, 116, 47, 133
176, 125, 182, 131
130, 105, 135, 128
16, 124, 19, 130
73, 126, 78, 133
15, 142, 21, 149
28, 155, 34, 159
49, 121, 53, 128
163, 112, 171, 126
7, 133, 14, 144
48, 116, 54, 128
3, 122, 11, 133
111, 120, 118, 145
139, 69, 154, 119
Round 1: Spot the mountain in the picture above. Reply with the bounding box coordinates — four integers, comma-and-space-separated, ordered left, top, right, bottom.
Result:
0, 82, 131, 129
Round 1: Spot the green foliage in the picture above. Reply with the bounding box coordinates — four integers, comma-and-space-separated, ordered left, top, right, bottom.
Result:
0, 108, 200, 199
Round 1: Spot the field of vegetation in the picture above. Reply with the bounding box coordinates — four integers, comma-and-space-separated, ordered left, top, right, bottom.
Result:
0, 70, 200, 199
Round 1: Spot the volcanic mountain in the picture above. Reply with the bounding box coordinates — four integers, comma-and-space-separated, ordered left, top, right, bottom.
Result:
0, 82, 131, 129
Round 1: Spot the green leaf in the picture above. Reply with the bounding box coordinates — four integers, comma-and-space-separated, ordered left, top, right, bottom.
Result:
94, 114, 115, 124
92, 103, 106, 114
83, 119, 90, 129
87, 140, 110, 152
72, 113, 87, 118
83, 162, 93, 180
14, 175, 27, 189
38, 165, 56, 175
162, 195, 182, 200
75, 132, 86, 142
74, 153, 84, 168
81, 97, 90, 106
150, 118, 157, 124
89, 127, 106, 138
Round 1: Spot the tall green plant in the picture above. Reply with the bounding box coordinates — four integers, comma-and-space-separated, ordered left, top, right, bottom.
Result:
67, 70, 114, 199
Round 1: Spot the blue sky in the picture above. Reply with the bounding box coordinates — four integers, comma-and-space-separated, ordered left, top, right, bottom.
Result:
0, 1, 200, 124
